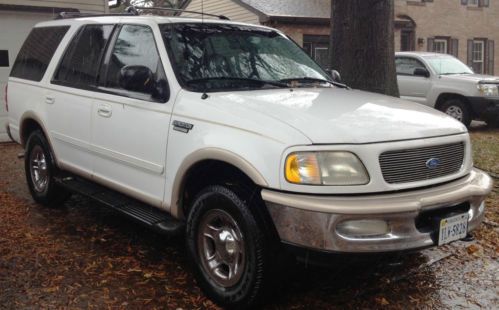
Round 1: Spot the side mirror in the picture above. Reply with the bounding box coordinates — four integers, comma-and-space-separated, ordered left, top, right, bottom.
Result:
327, 69, 342, 83
119, 65, 155, 93
414, 67, 430, 78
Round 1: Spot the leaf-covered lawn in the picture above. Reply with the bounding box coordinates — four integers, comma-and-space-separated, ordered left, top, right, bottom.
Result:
0, 127, 497, 309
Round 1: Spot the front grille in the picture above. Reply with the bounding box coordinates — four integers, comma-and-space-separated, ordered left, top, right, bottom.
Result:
379, 142, 464, 184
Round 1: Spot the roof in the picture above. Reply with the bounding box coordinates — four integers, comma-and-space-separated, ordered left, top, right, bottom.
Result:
238, 0, 330, 19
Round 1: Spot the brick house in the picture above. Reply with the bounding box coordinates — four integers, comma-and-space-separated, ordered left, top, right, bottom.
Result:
180, 0, 497, 75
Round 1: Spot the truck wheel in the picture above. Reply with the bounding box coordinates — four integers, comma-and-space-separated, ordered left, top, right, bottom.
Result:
186, 185, 272, 309
440, 99, 471, 127
25, 130, 70, 207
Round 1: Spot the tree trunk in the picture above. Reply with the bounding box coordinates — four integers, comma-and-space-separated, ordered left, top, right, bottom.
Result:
330, 0, 399, 97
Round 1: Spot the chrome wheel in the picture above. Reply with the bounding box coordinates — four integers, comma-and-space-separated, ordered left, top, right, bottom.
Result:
445, 105, 464, 121
197, 209, 245, 288
29, 145, 49, 193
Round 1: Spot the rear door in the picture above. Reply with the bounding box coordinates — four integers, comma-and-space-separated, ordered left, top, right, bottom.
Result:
396, 57, 432, 105
49, 24, 115, 176
91, 23, 172, 207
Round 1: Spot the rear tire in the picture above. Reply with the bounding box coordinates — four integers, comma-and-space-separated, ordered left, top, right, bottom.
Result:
439, 99, 472, 127
25, 130, 70, 207
186, 185, 274, 309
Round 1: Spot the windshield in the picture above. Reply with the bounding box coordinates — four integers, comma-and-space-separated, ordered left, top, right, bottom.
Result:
160, 23, 332, 91
423, 55, 474, 75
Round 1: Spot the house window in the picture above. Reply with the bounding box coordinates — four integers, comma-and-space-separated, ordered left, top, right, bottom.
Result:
303, 35, 330, 70
0, 50, 8, 67
461, 0, 489, 7
468, 39, 494, 74
433, 39, 448, 54
472, 40, 485, 73
428, 37, 459, 57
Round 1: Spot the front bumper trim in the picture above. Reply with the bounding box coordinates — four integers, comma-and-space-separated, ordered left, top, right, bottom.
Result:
263, 168, 492, 253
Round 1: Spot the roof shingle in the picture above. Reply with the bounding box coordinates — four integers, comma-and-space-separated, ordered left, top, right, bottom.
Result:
239, 0, 330, 19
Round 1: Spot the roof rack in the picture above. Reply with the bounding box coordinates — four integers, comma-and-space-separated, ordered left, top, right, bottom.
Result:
55, 12, 134, 20
125, 6, 230, 20
55, 6, 230, 21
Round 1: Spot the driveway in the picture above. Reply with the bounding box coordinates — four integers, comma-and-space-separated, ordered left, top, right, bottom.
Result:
0, 129, 497, 309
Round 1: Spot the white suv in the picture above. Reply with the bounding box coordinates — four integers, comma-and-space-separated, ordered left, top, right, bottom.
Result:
396, 52, 499, 126
6, 14, 492, 308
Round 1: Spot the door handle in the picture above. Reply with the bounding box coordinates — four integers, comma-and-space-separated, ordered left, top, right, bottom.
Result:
97, 105, 112, 118
45, 96, 55, 104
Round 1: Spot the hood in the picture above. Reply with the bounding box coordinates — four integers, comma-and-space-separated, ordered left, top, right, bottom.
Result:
212, 88, 467, 144
442, 73, 499, 83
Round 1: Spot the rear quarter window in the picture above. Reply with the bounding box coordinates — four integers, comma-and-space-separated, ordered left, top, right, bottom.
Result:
10, 26, 70, 81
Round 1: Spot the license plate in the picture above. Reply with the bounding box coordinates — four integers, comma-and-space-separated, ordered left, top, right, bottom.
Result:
438, 213, 469, 246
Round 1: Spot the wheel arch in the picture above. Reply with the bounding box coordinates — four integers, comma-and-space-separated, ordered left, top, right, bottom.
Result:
19, 112, 50, 147
435, 93, 473, 115
170, 148, 269, 219
19, 112, 61, 168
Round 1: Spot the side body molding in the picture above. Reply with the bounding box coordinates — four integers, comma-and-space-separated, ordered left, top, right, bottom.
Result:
169, 147, 269, 218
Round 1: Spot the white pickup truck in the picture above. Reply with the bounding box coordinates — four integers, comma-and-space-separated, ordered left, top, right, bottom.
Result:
6, 14, 493, 308
396, 52, 499, 126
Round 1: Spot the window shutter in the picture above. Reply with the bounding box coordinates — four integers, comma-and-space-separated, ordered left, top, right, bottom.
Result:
480, 0, 490, 7
467, 39, 473, 67
427, 38, 434, 52
450, 39, 459, 57
461, 0, 468, 5
486, 40, 494, 74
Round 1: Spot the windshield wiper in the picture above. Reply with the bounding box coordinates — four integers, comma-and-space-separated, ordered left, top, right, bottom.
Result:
185, 77, 289, 89
279, 77, 348, 89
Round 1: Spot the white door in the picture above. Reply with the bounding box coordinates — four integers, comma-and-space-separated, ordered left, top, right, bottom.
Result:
91, 24, 172, 207
0, 11, 52, 142
396, 57, 432, 106
47, 24, 115, 176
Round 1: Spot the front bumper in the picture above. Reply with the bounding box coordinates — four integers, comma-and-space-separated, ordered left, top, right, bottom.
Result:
467, 96, 499, 121
263, 168, 492, 253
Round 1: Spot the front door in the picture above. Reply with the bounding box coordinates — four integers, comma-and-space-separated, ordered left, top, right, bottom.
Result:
396, 57, 432, 106
91, 24, 172, 207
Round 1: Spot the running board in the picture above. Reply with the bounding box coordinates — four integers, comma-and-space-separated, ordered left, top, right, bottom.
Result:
56, 176, 184, 236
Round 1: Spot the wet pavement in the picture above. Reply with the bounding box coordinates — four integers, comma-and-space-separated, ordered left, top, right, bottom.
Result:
0, 141, 497, 309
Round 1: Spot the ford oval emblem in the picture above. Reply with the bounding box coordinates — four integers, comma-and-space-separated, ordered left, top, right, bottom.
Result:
426, 158, 440, 169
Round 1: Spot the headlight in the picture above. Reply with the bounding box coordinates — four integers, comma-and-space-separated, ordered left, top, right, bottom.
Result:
477, 84, 499, 97
285, 152, 369, 185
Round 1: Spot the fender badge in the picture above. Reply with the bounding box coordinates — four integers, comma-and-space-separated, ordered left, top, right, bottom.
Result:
172, 120, 194, 133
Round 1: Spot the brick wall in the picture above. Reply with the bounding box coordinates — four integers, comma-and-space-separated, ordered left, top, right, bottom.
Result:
266, 0, 499, 75
265, 22, 330, 46
394, 0, 499, 74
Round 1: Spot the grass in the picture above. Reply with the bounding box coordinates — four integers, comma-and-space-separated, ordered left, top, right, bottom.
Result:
469, 128, 499, 175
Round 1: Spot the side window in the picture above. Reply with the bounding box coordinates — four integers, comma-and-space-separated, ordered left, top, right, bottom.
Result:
53, 24, 114, 87
395, 57, 427, 76
10, 26, 69, 81
102, 24, 168, 103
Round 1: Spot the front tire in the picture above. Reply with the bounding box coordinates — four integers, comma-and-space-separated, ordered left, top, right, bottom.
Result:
439, 99, 472, 127
25, 130, 70, 206
186, 185, 272, 309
